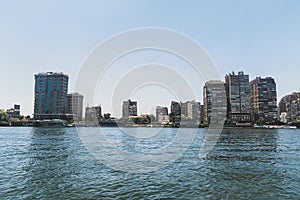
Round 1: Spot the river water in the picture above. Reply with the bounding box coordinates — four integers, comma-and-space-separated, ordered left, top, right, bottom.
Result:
0, 127, 299, 199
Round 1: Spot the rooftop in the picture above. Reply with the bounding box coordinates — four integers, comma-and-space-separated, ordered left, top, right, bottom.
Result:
35, 72, 68, 77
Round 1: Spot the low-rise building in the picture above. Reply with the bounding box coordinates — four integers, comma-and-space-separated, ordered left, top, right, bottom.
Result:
157, 114, 169, 124
6, 104, 20, 120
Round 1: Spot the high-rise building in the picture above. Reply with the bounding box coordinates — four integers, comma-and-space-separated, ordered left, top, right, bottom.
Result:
67, 93, 84, 121
225, 71, 251, 123
181, 101, 201, 119
34, 72, 69, 120
156, 106, 168, 122
122, 99, 137, 118
188, 100, 200, 119
170, 101, 181, 116
180, 102, 188, 116
85, 105, 102, 122
200, 104, 205, 124
278, 92, 300, 123
203, 80, 227, 124
250, 77, 277, 123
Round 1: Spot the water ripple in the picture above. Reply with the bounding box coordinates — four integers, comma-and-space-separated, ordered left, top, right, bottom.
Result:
0, 127, 300, 199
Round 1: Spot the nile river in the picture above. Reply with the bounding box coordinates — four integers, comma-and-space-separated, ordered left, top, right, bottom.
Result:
0, 127, 299, 199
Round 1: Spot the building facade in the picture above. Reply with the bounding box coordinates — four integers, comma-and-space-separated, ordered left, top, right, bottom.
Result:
180, 101, 201, 119
34, 72, 69, 120
85, 105, 102, 122
157, 114, 169, 124
203, 80, 227, 125
278, 92, 300, 123
225, 71, 251, 123
67, 93, 84, 121
170, 101, 181, 116
156, 106, 168, 122
6, 104, 20, 120
122, 99, 137, 118
249, 77, 277, 123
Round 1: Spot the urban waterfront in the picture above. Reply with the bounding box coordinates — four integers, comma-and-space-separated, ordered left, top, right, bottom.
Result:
1, 127, 300, 199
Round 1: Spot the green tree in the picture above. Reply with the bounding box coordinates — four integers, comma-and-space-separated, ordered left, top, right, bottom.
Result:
103, 113, 111, 120
149, 114, 155, 123
0, 110, 7, 121
144, 115, 151, 124
169, 112, 175, 124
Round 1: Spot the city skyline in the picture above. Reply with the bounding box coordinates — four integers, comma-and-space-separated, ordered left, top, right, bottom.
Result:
1, 69, 300, 125
0, 69, 299, 118
1, 1, 300, 115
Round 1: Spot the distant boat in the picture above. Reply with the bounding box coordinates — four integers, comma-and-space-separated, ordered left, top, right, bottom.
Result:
283, 125, 297, 129
254, 125, 268, 129
0, 121, 9, 126
267, 125, 284, 129
254, 125, 298, 129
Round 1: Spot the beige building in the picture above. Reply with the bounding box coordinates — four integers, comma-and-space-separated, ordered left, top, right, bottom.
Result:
67, 93, 84, 120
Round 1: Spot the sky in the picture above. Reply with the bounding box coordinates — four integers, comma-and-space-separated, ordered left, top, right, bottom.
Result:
0, 0, 300, 117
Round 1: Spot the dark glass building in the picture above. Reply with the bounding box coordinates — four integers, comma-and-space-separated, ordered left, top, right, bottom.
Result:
203, 80, 227, 125
225, 71, 251, 123
34, 72, 69, 120
170, 101, 181, 116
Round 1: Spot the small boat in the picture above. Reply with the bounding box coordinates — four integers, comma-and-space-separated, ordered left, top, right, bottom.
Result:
267, 125, 284, 129
254, 125, 268, 129
283, 125, 297, 129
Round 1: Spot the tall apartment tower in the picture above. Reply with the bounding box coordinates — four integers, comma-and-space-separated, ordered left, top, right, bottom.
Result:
67, 93, 84, 121
181, 101, 201, 119
156, 106, 169, 124
225, 71, 251, 123
156, 106, 168, 121
34, 72, 69, 120
203, 80, 227, 124
278, 92, 300, 123
170, 101, 181, 116
250, 77, 277, 123
122, 99, 137, 118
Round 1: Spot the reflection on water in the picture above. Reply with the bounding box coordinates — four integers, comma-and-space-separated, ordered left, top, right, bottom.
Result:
25, 128, 72, 199
0, 127, 299, 199
203, 129, 282, 199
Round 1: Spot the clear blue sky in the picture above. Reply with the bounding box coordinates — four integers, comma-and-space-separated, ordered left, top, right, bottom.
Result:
0, 0, 300, 116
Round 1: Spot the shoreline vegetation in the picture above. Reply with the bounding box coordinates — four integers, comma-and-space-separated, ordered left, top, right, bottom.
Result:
0, 119, 299, 129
